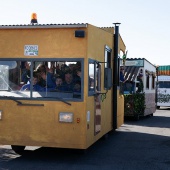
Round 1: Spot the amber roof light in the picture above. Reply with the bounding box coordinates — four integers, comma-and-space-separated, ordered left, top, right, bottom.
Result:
31, 13, 38, 25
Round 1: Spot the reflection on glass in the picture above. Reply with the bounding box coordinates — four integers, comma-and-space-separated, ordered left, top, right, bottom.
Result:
0, 65, 9, 90
96, 64, 101, 92
89, 63, 95, 91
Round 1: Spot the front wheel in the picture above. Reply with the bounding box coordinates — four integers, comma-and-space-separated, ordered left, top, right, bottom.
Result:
11, 145, 26, 155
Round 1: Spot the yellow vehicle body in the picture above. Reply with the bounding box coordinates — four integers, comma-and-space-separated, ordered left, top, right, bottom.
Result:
0, 23, 125, 150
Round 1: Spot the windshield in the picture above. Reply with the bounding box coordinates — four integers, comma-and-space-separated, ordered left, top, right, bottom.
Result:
158, 81, 170, 88
0, 59, 83, 100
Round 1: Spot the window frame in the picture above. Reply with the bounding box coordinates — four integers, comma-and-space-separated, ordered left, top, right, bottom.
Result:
88, 59, 96, 96
152, 74, 155, 89
146, 74, 150, 89
0, 58, 84, 102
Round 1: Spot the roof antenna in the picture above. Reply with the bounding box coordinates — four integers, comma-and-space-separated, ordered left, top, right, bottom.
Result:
31, 13, 38, 25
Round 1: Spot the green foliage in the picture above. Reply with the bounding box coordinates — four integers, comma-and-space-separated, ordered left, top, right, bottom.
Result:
124, 93, 145, 116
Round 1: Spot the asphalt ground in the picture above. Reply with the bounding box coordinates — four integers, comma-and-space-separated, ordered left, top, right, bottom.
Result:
0, 107, 170, 170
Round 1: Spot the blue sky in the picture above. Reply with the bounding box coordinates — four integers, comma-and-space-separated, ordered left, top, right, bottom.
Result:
0, 0, 170, 66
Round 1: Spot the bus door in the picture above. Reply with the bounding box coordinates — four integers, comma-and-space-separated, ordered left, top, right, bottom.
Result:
88, 47, 112, 135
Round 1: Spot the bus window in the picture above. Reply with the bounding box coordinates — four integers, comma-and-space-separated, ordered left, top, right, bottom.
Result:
88, 59, 102, 95
0, 60, 28, 95
158, 81, 170, 88
146, 74, 149, 89
0, 65, 10, 90
0, 59, 83, 100
152, 75, 155, 89
104, 46, 112, 90
88, 59, 95, 95
96, 63, 101, 92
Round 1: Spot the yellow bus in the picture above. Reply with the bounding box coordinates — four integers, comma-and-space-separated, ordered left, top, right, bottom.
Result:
0, 22, 126, 154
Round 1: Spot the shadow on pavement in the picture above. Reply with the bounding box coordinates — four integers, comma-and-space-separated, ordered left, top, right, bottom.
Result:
1, 130, 170, 170
124, 114, 170, 129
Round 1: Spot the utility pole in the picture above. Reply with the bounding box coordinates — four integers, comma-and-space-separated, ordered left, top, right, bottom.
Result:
113, 22, 121, 130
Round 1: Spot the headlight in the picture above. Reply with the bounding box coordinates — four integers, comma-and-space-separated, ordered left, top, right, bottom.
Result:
59, 112, 73, 123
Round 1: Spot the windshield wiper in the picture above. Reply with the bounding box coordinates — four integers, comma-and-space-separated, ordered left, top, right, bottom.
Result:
2, 96, 44, 106
2, 96, 22, 104
1, 96, 71, 106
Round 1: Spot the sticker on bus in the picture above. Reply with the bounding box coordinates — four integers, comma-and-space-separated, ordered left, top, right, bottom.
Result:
24, 45, 38, 56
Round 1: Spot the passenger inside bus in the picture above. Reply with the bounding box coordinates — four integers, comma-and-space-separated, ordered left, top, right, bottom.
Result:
73, 80, 81, 92
120, 66, 128, 94
36, 64, 56, 89
62, 72, 74, 92
120, 67, 127, 83
74, 68, 81, 82
0, 60, 83, 99
54, 76, 64, 91
20, 72, 44, 91
21, 61, 31, 84
73, 69, 81, 93
136, 73, 143, 93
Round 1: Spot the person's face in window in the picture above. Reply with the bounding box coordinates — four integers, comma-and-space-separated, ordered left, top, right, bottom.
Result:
41, 72, 46, 80
77, 70, 81, 77
74, 83, 81, 92
33, 77, 38, 85
120, 67, 124, 73
65, 73, 73, 84
56, 78, 63, 86
25, 62, 30, 70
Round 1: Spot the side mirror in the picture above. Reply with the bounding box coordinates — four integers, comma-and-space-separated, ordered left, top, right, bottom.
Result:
104, 68, 112, 90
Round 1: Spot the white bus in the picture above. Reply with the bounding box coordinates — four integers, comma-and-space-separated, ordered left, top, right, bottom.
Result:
157, 75, 170, 109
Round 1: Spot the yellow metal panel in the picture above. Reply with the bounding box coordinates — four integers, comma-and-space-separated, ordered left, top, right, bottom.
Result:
0, 100, 87, 148
0, 28, 87, 58
86, 25, 114, 147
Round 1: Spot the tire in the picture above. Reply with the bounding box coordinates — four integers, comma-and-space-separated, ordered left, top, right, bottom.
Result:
11, 145, 26, 155
76, 149, 87, 154
102, 133, 109, 140
157, 106, 160, 109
